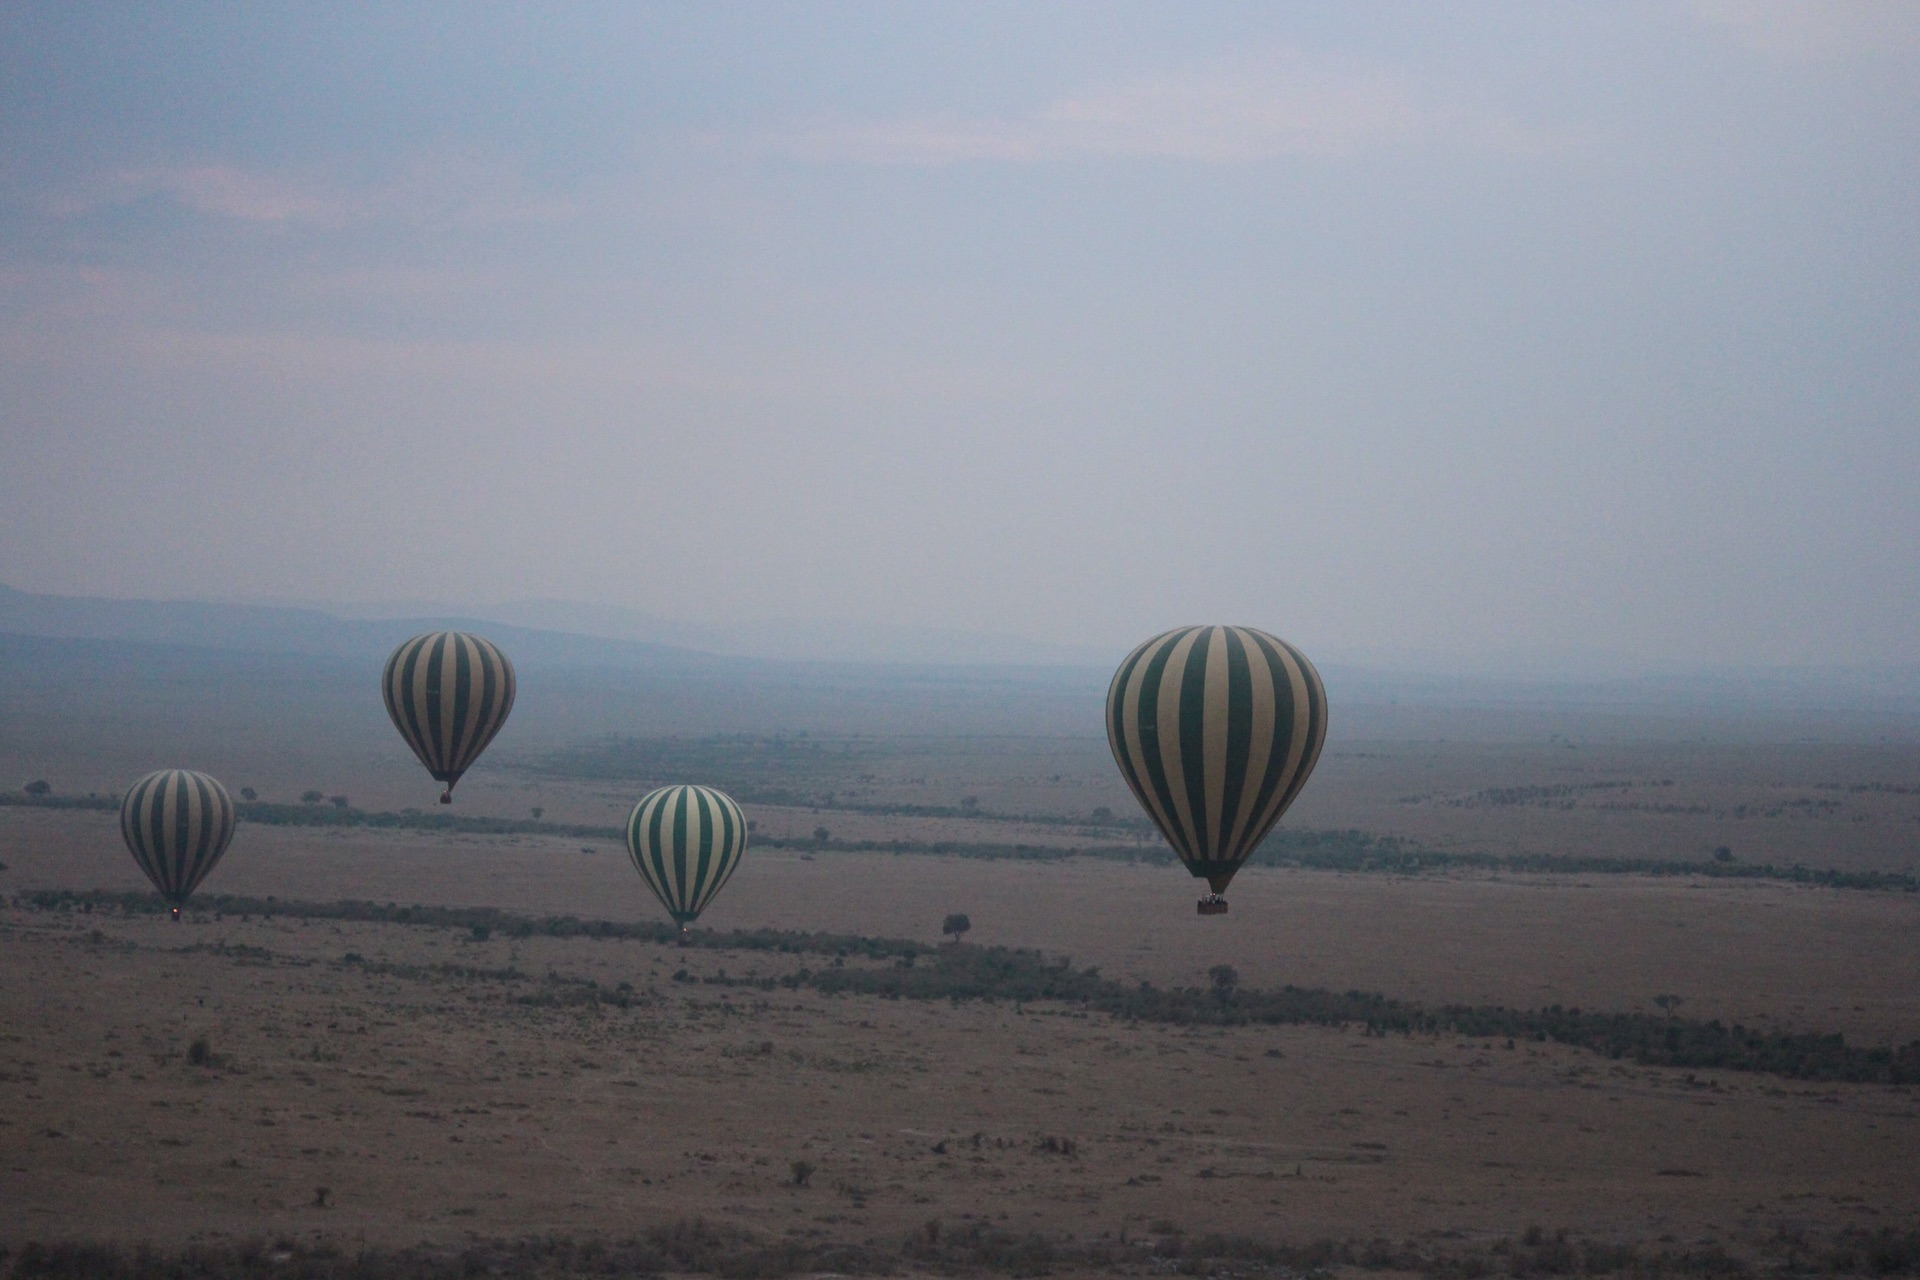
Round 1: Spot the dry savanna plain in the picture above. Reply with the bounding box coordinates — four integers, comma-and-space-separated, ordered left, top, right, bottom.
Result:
3, 657, 1920, 1279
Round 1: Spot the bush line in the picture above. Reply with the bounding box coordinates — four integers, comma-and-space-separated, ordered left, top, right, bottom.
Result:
4, 792, 1912, 893
19, 889, 1920, 1085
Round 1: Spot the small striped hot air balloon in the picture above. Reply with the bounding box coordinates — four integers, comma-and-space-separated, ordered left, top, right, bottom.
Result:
1106, 625, 1328, 915
382, 631, 516, 804
624, 784, 749, 937
120, 769, 237, 919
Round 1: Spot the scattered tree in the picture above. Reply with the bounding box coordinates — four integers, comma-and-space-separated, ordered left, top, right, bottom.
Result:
530, 806, 544, 820
1713, 846, 1734, 863
313, 1186, 331, 1208
789, 1159, 815, 1188
1091, 806, 1113, 822
960, 795, 980, 812
812, 825, 831, 844
1208, 964, 1240, 996
23, 780, 51, 798
300, 790, 324, 804
942, 913, 972, 944
1654, 994, 1684, 1017
239, 787, 257, 802
328, 795, 350, 809
187, 1037, 213, 1067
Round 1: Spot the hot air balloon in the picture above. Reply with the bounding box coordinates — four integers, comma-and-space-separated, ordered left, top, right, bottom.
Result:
120, 769, 237, 919
1106, 625, 1327, 915
624, 785, 748, 937
382, 631, 516, 804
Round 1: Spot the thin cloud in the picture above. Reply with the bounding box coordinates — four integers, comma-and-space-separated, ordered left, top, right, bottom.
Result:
35, 165, 339, 222
36, 154, 574, 227
1693, 0, 1920, 62
768, 49, 1543, 165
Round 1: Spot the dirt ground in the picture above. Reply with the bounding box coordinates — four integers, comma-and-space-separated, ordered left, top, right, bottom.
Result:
3, 904, 1917, 1258
5, 696, 1920, 1265
4, 809, 1919, 1261
5, 808, 1919, 1044
8, 728, 1920, 874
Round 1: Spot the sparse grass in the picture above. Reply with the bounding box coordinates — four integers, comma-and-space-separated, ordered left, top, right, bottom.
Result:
19, 890, 1920, 1083
0, 1223, 892, 1280
6, 1223, 1918, 1279
7, 788, 1912, 892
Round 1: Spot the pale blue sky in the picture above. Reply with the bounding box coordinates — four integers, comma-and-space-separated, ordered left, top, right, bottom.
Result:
2, 2, 1916, 670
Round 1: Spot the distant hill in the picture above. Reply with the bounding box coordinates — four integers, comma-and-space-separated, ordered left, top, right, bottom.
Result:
4, 583, 1917, 741
328, 597, 1119, 667
0, 582, 735, 672
0, 582, 1118, 672
0, 585, 1116, 745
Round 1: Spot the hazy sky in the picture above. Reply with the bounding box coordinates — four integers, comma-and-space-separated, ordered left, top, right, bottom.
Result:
3, 2, 1917, 671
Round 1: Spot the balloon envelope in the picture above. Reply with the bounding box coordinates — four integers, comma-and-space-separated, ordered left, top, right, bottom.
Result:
120, 769, 236, 910
1106, 626, 1327, 897
382, 631, 516, 803
625, 785, 749, 926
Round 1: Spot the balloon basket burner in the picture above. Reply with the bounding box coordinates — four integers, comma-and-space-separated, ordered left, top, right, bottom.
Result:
1197, 895, 1229, 916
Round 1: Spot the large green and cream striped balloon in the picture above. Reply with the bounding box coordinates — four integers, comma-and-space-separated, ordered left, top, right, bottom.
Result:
382, 631, 516, 804
624, 785, 749, 928
1106, 626, 1328, 900
119, 769, 237, 915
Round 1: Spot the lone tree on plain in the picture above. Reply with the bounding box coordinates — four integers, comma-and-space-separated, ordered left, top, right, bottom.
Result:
23, 780, 50, 797
942, 913, 971, 944
1654, 994, 1684, 1017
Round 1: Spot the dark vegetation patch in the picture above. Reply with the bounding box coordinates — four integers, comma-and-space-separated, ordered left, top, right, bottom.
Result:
1252, 828, 1920, 893
0, 793, 119, 813
532, 731, 872, 788
1817, 780, 1920, 796
1402, 779, 1672, 808
532, 733, 1155, 831
6, 1222, 1920, 1279
20, 891, 1920, 1084
5, 789, 1913, 893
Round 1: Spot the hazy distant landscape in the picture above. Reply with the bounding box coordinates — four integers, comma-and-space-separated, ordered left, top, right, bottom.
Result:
5, 588, 1920, 1274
